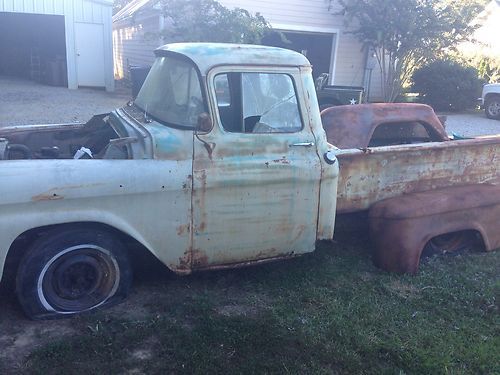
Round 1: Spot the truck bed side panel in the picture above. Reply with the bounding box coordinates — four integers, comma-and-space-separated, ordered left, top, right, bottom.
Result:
335, 137, 500, 213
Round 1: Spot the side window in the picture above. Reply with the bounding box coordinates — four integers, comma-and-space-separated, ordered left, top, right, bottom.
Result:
214, 72, 303, 133
369, 121, 438, 147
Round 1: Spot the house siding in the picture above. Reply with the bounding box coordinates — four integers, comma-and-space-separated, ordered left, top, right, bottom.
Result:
112, 0, 383, 100
0, 0, 114, 91
218, 0, 368, 88
113, 13, 161, 80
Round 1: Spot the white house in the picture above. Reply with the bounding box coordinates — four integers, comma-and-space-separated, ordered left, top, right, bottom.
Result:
112, 0, 383, 100
0, 0, 115, 91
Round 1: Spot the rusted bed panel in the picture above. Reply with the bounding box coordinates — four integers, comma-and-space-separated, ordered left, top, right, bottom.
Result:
321, 103, 449, 149
369, 184, 500, 273
335, 137, 500, 213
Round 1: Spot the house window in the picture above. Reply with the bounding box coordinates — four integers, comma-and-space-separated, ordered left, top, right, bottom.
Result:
214, 72, 303, 133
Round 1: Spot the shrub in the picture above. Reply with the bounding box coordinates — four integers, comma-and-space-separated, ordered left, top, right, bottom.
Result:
411, 60, 483, 112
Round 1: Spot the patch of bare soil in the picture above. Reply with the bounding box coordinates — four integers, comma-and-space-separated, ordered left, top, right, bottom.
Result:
0, 289, 76, 372
385, 279, 421, 299
0, 257, 174, 373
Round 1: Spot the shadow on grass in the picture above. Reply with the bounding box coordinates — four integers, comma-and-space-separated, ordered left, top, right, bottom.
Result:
2, 217, 499, 374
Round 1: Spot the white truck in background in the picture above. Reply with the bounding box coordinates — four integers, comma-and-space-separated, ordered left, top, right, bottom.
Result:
481, 83, 500, 119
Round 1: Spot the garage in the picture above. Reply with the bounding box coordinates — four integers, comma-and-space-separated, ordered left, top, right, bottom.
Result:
263, 30, 336, 81
0, 12, 67, 86
0, 0, 114, 91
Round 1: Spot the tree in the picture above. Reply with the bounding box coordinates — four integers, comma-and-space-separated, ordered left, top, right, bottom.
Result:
330, 0, 487, 102
113, 0, 130, 15
157, 0, 271, 44
412, 60, 482, 111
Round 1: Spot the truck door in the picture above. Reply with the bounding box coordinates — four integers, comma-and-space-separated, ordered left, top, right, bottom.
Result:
191, 68, 322, 268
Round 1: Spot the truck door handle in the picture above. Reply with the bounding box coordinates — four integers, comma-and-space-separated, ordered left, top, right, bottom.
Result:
289, 142, 315, 147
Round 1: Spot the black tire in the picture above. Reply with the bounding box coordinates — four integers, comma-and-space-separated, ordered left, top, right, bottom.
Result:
485, 96, 500, 120
16, 227, 132, 320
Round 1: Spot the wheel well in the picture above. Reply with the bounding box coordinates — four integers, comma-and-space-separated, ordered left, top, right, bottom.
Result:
424, 229, 486, 253
1, 222, 153, 289
485, 93, 500, 102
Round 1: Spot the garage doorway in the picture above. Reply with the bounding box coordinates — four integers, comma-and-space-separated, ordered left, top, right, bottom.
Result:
0, 12, 67, 87
263, 31, 335, 81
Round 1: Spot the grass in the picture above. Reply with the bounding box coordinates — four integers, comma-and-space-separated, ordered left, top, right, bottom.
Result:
16, 219, 500, 374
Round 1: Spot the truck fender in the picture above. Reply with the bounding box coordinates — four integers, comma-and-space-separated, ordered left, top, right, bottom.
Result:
0, 210, 164, 283
368, 184, 500, 274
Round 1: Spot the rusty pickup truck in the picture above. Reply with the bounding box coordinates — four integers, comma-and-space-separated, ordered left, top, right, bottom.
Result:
0, 43, 498, 319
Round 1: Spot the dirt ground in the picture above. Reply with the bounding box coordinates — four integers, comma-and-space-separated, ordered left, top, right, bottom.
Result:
0, 255, 172, 373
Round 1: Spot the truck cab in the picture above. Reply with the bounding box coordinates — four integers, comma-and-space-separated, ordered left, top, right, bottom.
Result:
0, 43, 339, 318
128, 43, 339, 268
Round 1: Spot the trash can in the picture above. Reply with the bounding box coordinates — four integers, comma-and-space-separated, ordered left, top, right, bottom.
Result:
130, 65, 151, 98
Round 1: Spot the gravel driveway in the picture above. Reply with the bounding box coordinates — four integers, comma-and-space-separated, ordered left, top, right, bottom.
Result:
441, 112, 500, 137
0, 77, 131, 126
1, 77, 499, 136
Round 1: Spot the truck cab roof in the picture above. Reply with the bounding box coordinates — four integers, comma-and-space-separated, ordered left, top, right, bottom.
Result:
154, 43, 311, 74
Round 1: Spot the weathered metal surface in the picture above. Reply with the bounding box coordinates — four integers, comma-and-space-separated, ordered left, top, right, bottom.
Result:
335, 137, 500, 213
188, 65, 337, 268
0, 157, 193, 279
369, 184, 500, 274
321, 103, 500, 213
321, 103, 449, 149
155, 43, 311, 75
0, 45, 339, 283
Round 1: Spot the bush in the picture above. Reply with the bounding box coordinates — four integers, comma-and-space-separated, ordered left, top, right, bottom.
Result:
411, 60, 483, 112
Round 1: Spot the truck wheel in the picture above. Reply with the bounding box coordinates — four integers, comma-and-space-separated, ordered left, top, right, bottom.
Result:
485, 96, 500, 119
16, 228, 132, 319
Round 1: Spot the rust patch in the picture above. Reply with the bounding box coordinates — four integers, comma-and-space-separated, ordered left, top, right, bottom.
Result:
176, 250, 192, 272
194, 169, 208, 233
176, 224, 190, 236
191, 249, 209, 268
321, 103, 449, 149
193, 252, 300, 272
31, 193, 63, 201
175, 248, 209, 271
336, 137, 500, 213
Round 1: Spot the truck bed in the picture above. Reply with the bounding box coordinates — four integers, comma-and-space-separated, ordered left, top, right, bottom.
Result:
334, 136, 500, 213
321, 104, 500, 213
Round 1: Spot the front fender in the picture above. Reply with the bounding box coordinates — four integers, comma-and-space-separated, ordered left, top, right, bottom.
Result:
0, 159, 193, 281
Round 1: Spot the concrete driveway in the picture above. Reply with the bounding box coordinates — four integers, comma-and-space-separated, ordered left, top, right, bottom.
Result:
1, 77, 499, 137
0, 77, 131, 126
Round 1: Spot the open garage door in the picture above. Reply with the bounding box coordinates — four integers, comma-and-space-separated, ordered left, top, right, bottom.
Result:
0, 12, 67, 87
263, 31, 335, 81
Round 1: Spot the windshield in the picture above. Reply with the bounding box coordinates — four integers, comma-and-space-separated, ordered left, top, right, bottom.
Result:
135, 56, 205, 128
